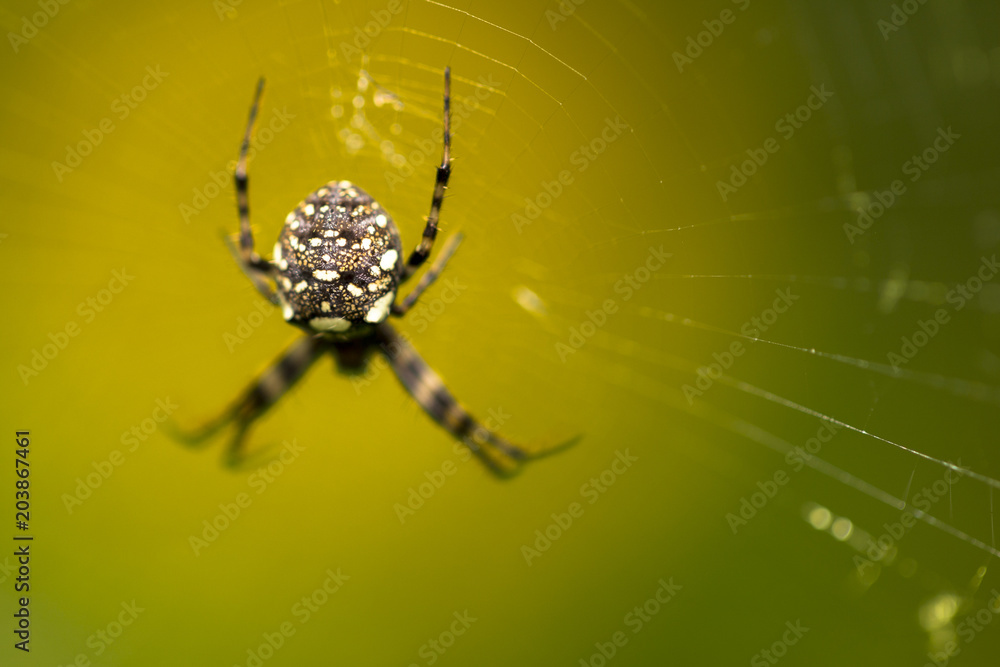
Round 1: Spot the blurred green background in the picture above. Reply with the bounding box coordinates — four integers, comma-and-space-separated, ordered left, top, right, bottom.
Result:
3, 0, 1000, 664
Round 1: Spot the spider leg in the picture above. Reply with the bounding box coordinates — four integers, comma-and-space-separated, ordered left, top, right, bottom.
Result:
170, 334, 325, 467
232, 77, 278, 304
401, 67, 451, 283
392, 232, 463, 316
224, 233, 278, 304
375, 322, 570, 477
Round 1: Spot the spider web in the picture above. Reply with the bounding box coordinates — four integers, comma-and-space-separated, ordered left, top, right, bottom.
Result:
221, 0, 1000, 618
201, 0, 1000, 658
11, 0, 991, 662
251, 4, 1000, 540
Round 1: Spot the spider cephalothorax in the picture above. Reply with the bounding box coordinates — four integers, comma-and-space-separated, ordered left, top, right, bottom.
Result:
273, 181, 403, 337
176, 68, 573, 477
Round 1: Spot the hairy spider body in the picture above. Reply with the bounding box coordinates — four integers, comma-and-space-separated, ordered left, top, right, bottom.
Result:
175, 69, 573, 477
273, 181, 402, 336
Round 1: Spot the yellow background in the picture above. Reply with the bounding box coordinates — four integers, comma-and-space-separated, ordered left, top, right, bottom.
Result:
3, 0, 1000, 665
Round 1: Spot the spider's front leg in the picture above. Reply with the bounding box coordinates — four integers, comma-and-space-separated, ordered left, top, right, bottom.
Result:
375, 322, 574, 477
393, 67, 461, 316
400, 67, 452, 283
170, 334, 326, 467
392, 232, 462, 316
231, 77, 278, 304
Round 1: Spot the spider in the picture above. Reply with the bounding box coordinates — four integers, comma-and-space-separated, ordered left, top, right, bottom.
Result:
176, 69, 573, 477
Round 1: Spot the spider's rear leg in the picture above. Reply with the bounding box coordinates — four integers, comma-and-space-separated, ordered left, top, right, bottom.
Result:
375, 322, 573, 477
170, 334, 326, 467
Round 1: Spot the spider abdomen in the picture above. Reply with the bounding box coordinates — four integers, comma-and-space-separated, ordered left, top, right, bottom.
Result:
272, 180, 403, 336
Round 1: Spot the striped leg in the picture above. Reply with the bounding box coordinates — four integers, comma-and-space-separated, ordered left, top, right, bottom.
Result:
392, 233, 463, 316
375, 322, 568, 477
171, 335, 325, 466
233, 77, 277, 303
401, 67, 451, 282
